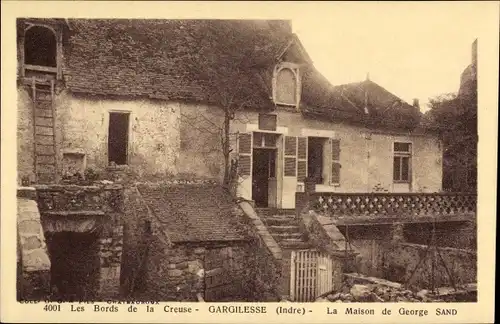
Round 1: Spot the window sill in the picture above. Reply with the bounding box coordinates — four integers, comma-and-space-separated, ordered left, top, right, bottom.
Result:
25, 64, 58, 73
393, 181, 411, 184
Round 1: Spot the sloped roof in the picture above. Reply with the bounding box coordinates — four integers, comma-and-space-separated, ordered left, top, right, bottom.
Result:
304, 79, 422, 130
26, 18, 423, 130
62, 19, 289, 106
137, 182, 247, 243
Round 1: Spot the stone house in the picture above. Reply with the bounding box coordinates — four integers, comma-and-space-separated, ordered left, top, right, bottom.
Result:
16, 18, 445, 301
16, 18, 441, 195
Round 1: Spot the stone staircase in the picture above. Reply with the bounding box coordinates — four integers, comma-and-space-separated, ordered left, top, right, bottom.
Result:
257, 208, 311, 250
31, 79, 57, 184
255, 208, 313, 298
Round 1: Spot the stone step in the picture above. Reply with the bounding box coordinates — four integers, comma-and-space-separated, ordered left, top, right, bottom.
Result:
264, 217, 297, 226
255, 208, 275, 217
275, 209, 296, 216
280, 239, 312, 250
268, 225, 300, 233
272, 232, 303, 240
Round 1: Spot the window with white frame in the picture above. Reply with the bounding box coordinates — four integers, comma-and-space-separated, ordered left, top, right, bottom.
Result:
393, 142, 412, 182
272, 62, 301, 107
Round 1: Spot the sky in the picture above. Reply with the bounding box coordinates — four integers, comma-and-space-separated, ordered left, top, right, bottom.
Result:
287, 2, 485, 112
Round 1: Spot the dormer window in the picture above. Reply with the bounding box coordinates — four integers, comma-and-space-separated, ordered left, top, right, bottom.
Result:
25, 26, 57, 68
18, 20, 64, 80
272, 62, 301, 108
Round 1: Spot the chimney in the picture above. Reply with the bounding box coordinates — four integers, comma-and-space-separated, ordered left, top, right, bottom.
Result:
413, 98, 420, 109
472, 38, 478, 67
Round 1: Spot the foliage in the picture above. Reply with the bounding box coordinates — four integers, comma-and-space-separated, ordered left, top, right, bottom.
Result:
425, 82, 477, 192
179, 21, 288, 189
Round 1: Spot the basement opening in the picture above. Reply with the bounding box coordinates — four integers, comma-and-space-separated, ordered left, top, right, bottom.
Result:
45, 231, 100, 301
108, 112, 130, 166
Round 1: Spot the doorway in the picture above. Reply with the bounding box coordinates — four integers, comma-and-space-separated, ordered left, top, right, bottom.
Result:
252, 148, 277, 208
45, 231, 100, 301
108, 112, 130, 165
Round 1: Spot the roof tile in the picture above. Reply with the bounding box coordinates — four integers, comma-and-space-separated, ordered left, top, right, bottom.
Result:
137, 183, 247, 243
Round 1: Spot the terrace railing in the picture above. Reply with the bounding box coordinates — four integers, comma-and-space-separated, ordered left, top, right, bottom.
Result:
305, 192, 476, 218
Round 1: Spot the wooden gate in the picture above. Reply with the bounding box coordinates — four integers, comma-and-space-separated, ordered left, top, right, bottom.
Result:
290, 250, 334, 302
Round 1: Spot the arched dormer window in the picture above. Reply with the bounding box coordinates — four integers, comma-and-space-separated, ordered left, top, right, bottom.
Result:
25, 26, 57, 67
272, 62, 301, 108
18, 21, 63, 80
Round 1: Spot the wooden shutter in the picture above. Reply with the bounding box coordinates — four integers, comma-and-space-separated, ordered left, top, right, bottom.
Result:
238, 133, 252, 176
284, 136, 297, 177
331, 139, 341, 184
297, 137, 308, 181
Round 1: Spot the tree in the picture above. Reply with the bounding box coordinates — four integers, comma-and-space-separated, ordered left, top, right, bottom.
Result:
425, 88, 477, 191
179, 21, 286, 189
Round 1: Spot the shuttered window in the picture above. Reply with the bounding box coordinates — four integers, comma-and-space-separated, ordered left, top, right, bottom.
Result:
297, 137, 308, 181
238, 133, 252, 176
284, 136, 297, 177
331, 139, 341, 184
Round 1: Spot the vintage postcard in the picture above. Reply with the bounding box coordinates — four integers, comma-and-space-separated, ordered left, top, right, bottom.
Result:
1, 1, 498, 323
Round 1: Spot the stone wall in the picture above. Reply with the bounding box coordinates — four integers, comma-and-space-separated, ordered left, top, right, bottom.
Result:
139, 241, 255, 301
119, 186, 152, 296
385, 243, 477, 291
17, 187, 51, 300
34, 184, 125, 300
97, 226, 124, 298
17, 86, 212, 182
404, 221, 477, 250
236, 201, 283, 300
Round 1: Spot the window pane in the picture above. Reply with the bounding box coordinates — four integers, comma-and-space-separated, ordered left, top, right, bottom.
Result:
276, 68, 297, 105
264, 134, 277, 147
393, 157, 401, 181
394, 142, 411, 152
401, 157, 409, 181
253, 133, 263, 147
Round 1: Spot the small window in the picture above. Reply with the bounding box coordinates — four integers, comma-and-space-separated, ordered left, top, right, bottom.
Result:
393, 142, 411, 182
273, 63, 301, 107
24, 26, 57, 67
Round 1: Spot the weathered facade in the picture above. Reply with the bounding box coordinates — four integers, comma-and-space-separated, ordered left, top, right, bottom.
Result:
16, 18, 453, 302
16, 18, 439, 193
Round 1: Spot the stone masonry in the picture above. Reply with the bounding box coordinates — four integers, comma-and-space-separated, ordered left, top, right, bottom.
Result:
17, 187, 51, 300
